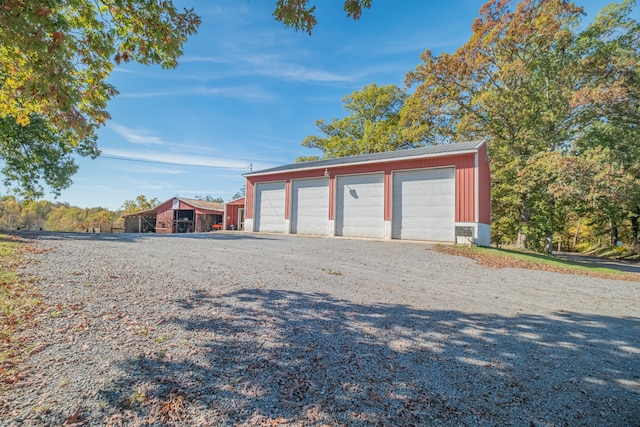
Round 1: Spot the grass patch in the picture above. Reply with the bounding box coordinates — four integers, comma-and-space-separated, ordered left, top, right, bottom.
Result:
435, 245, 639, 281
0, 233, 43, 385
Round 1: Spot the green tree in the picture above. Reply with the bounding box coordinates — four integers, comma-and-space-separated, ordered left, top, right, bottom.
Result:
402, 0, 639, 251
299, 83, 414, 161
0, 115, 99, 199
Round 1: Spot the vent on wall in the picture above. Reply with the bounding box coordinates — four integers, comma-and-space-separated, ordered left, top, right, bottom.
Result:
455, 226, 473, 237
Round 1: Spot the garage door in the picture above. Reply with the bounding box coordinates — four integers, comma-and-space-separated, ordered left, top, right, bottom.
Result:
290, 178, 330, 235
392, 168, 455, 241
336, 173, 384, 238
254, 181, 286, 233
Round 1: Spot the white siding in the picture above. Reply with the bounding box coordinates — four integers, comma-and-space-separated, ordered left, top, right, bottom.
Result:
254, 182, 286, 233
392, 168, 455, 241
335, 173, 384, 238
290, 178, 330, 235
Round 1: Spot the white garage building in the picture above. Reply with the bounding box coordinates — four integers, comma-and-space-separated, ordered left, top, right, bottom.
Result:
244, 140, 491, 245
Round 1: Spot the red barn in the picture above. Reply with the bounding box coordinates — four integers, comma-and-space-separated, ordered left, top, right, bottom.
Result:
145, 197, 224, 234
243, 140, 491, 245
223, 197, 245, 230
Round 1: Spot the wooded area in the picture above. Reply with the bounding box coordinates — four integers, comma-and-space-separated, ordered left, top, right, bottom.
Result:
298, 0, 640, 252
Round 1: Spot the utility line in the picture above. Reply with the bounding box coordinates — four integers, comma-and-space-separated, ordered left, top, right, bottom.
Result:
99, 154, 252, 170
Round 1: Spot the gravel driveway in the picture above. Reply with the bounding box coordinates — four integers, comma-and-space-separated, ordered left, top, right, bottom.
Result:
2, 232, 639, 426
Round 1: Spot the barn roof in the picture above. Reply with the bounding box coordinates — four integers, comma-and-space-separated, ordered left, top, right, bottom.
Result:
244, 140, 486, 177
177, 197, 224, 212
121, 197, 224, 218
122, 208, 157, 218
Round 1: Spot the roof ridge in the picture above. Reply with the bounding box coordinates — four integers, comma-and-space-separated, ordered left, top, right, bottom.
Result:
246, 139, 485, 176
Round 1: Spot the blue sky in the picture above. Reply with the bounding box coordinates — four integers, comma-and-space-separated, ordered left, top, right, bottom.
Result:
12, 0, 620, 210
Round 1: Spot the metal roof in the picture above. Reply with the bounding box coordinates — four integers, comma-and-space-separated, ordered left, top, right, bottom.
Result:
245, 140, 485, 176
121, 197, 224, 218
176, 197, 224, 212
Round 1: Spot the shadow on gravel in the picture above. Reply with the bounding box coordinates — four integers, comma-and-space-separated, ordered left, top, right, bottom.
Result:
100, 290, 640, 426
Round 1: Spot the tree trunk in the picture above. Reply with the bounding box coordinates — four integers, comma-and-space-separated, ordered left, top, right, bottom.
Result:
573, 218, 582, 250
545, 233, 554, 254
610, 223, 619, 246
632, 206, 640, 250
517, 195, 529, 249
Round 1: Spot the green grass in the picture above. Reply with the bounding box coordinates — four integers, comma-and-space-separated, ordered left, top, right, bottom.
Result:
436, 245, 638, 280
0, 234, 42, 381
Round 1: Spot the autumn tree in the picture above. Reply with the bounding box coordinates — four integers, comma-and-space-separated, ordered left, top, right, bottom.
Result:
0, 1, 378, 198
20, 199, 55, 230
299, 83, 415, 161
85, 208, 116, 232
121, 195, 160, 215
402, 0, 639, 251
274, 0, 372, 34
0, 0, 201, 197
572, 1, 640, 248
0, 196, 21, 230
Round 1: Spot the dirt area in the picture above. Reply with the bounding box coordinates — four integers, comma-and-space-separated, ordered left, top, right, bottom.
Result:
1, 232, 639, 426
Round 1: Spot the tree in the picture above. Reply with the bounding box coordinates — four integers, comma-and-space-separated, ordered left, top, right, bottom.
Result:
85, 208, 116, 232
572, 1, 640, 248
0, 115, 99, 199
20, 199, 54, 230
402, 0, 639, 250
0, 1, 201, 197
195, 195, 224, 203
299, 83, 415, 161
122, 195, 160, 215
274, 0, 372, 34
231, 186, 246, 201
0, 1, 377, 198
44, 204, 85, 232
0, 196, 21, 230
0, 1, 201, 143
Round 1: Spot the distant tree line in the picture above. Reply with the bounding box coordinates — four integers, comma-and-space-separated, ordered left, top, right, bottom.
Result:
0, 194, 228, 233
0, 196, 119, 232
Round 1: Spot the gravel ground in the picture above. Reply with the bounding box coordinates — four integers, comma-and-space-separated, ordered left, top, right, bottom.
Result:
1, 231, 639, 427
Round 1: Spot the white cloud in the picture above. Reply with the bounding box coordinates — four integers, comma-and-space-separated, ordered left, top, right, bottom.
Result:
119, 85, 276, 101
243, 54, 353, 82
100, 148, 256, 171
109, 124, 168, 145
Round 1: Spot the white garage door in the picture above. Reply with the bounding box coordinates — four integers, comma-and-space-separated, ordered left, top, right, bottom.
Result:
336, 173, 384, 238
392, 168, 455, 241
254, 181, 286, 233
291, 178, 330, 235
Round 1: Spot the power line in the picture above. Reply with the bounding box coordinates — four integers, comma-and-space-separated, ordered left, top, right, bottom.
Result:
99, 154, 252, 170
